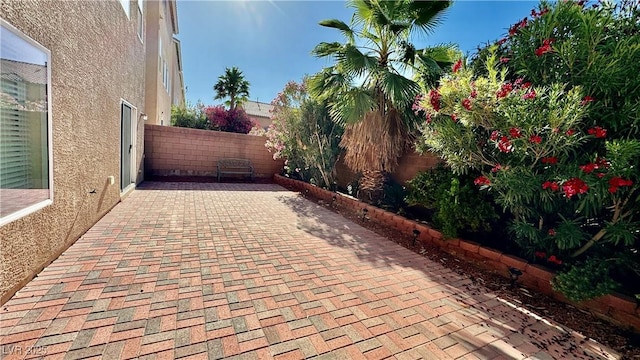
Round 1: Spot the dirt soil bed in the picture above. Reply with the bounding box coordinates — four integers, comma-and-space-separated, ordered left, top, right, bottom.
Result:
299, 191, 640, 359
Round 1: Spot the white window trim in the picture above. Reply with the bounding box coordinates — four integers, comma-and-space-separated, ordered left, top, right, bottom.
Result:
137, 5, 144, 44
0, 19, 54, 227
119, 0, 130, 19
120, 99, 137, 196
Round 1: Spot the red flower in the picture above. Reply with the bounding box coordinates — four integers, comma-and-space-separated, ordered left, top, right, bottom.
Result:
429, 89, 441, 112
474, 176, 491, 186
531, 8, 549, 17
509, 24, 518, 36
462, 98, 472, 111
496, 83, 513, 98
597, 173, 605, 178
541, 157, 558, 165
470, 89, 477, 98
596, 157, 610, 169
490, 130, 500, 141
518, 17, 528, 29
535, 251, 547, 258
491, 164, 502, 173
588, 126, 607, 138
608, 177, 633, 193
497, 38, 507, 45
451, 114, 458, 122
498, 136, 513, 153
500, 57, 510, 63
581, 96, 595, 105
529, 135, 542, 144
580, 163, 598, 173
535, 38, 554, 56
425, 113, 432, 124
452, 59, 463, 73
509, 127, 522, 138
542, 181, 559, 191
562, 177, 589, 198
548, 229, 556, 236
522, 90, 536, 100
565, 129, 576, 136
522, 82, 532, 89
548, 255, 563, 265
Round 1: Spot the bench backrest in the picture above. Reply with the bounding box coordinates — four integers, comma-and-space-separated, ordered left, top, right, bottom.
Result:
218, 158, 252, 169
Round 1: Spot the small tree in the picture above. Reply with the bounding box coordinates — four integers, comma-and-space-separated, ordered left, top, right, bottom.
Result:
171, 103, 208, 129
203, 105, 254, 134
214, 67, 250, 110
265, 80, 343, 188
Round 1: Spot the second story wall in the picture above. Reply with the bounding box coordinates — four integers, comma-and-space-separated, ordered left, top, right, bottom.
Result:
144, 0, 182, 126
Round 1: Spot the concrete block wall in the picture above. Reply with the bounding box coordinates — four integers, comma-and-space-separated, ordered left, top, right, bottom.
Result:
144, 125, 284, 179
335, 149, 441, 188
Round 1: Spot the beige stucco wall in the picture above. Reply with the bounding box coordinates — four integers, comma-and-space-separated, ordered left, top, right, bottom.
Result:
144, 0, 177, 126
0, 0, 146, 303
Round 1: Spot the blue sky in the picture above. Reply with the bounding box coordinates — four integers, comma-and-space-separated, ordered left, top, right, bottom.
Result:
177, 1, 537, 107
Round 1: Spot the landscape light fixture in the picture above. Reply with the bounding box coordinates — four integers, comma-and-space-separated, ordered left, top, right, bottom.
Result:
412, 229, 420, 247
508, 267, 523, 287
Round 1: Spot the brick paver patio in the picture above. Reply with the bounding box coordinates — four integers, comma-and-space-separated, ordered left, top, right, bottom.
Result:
0, 182, 620, 360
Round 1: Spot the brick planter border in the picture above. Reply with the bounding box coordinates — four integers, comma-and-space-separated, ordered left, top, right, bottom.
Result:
274, 174, 640, 332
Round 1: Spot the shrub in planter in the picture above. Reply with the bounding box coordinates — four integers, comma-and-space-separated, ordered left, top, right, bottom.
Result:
414, 52, 639, 301
406, 165, 499, 239
265, 80, 343, 189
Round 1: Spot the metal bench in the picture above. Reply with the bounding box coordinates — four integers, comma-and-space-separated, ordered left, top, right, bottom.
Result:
217, 158, 254, 182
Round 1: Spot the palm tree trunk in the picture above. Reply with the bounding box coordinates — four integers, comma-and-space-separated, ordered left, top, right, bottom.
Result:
358, 170, 386, 204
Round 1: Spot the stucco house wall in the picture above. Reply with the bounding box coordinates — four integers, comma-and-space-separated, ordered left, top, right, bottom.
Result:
144, 0, 180, 126
0, 0, 146, 304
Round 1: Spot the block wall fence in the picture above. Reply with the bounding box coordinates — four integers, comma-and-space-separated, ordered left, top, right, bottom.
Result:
335, 149, 441, 188
274, 174, 640, 333
144, 125, 284, 179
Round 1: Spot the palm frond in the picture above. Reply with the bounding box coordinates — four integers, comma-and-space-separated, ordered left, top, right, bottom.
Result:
308, 68, 352, 101
348, 0, 374, 26
417, 44, 460, 66
311, 42, 344, 58
318, 19, 354, 41
380, 70, 420, 108
336, 44, 379, 78
408, 0, 452, 36
328, 87, 375, 125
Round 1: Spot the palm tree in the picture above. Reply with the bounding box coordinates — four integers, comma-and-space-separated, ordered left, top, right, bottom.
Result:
310, 0, 457, 201
214, 67, 250, 111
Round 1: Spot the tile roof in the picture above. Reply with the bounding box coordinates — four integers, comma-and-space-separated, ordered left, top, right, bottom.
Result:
241, 100, 274, 118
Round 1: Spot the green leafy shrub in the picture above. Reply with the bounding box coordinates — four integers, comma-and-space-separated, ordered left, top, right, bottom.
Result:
472, 0, 639, 301
171, 104, 208, 129
414, 49, 638, 300
406, 165, 499, 239
552, 257, 620, 302
265, 80, 344, 189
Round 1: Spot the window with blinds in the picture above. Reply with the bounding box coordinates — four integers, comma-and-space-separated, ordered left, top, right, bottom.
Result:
0, 20, 53, 226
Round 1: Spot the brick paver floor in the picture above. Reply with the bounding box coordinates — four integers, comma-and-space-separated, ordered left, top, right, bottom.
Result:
0, 182, 621, 360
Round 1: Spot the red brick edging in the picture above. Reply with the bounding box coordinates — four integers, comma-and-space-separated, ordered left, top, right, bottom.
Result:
274, 174, 640, 332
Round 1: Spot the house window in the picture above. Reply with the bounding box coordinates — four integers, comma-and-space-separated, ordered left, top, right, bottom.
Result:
158, 37, 163, 72
0, 20, 53, 226
137, 3, 143, 42
119, 0, 130, 19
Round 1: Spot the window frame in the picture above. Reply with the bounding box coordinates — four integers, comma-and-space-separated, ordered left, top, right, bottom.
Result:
0, 19, 54, 227
136, 0, 144, 43
119, 0, 130, 19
